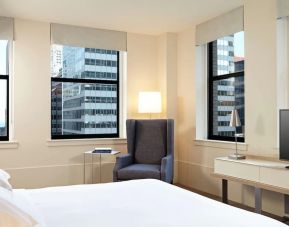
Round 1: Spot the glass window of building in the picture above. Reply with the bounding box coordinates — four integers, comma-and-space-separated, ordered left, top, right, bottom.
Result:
208, 31, 245, 142
51, 45, 119, 139
0, 40, 9, 141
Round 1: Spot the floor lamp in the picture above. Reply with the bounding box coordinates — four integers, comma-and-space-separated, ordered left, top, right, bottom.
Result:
228, 109, 246, 160
138, 91, 162, 119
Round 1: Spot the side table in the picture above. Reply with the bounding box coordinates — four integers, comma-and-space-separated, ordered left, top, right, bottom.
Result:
84, 150, 120, 184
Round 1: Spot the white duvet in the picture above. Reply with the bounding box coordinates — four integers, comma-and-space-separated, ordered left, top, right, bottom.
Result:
16, 179, 287, 227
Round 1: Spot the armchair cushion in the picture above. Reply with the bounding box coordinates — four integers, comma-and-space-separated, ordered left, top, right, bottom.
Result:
113, 154, 134, 182
161, 155, 173, 183
114, 154, 133, 170
134, 120, 167, 165
117, 164, 161, 180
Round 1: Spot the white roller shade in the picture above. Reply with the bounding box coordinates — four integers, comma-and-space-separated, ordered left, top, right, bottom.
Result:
278, 0, 289, 18
51, 23, 127, 51
196, 6, 244, 46
0, 17, 14, 40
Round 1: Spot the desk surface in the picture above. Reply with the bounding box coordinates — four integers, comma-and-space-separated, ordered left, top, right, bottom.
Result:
216, 157, 289, 169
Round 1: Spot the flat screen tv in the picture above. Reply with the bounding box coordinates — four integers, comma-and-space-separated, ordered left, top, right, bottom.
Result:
280, 109, 289, 160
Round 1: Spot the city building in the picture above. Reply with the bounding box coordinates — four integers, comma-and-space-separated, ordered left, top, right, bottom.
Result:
51, 46, 118, 136
51, 81, 63, 135
0, 40, 9, 137
50, 45, 63, 78
211, 35, 244, 137
234, 57, 245, 135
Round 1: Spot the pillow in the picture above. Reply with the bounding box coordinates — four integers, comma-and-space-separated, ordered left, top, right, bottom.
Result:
0, 188, 39, 227
0, 169, 10, 180
0, 169, 12, 191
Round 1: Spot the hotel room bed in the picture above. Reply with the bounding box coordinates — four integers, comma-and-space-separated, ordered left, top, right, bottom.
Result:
14, 179, 287, 227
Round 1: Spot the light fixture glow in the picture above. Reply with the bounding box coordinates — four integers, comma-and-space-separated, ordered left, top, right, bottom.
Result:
138, 92, 162, 114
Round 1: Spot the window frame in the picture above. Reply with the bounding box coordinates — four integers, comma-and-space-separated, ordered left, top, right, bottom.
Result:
207, 42, 244, 143
0, 74, 9, 141
51, 51, 120, 140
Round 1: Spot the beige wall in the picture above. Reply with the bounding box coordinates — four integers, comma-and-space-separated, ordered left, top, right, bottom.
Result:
245, 0, 277, 155
0, 19, 165, 189
127, 33, 159, 119
0, 0, 284, 217
177, 0, 284, 217
156, 33, 178, 178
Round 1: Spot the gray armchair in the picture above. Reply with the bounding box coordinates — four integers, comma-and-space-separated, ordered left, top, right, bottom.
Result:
113, 119, 174, 183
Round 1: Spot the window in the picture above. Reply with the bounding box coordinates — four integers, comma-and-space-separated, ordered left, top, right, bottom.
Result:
51, 45, 119, 139
208, 31, 244, 142
0, 40, 9, 141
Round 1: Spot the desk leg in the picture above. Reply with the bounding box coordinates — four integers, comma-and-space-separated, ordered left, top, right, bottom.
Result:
83, 153, 86, 184
255, 187, 262, 214
284, 195, 289, 220
99, 153, 102, 183
222, 179, 228, 204
91, 153, 94, 184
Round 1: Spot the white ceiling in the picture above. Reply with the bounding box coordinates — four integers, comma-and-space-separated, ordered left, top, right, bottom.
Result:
0, 0, 244, 35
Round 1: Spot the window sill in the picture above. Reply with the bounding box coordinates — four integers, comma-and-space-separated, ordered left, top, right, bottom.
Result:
0, 141, 19, 149
194, 139, 248, 151
47, 138, 127, 147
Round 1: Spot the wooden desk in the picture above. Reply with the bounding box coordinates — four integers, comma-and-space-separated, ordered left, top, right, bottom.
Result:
213, 157, 289, 216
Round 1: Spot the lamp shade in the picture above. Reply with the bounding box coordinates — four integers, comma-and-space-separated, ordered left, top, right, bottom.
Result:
138, 92, 162, 113
229, 109, 241, 127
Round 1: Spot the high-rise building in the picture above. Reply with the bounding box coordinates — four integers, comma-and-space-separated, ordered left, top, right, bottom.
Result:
0, 107, 7, 136
51, 45, 63, 78
212, 35, 244, 137
51, 46, 118, 136
234, 58, 245, 134
0, 40, 9, 137
51, 81, 63, 135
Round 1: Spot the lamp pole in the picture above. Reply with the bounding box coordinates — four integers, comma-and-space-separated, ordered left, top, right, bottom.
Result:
228, 108, 245, 160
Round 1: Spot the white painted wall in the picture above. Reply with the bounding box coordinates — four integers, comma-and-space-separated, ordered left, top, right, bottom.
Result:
0, 19, 162, 189
0, 0, 284, 217
177, 0, 284, 216
127, 33, 159, 119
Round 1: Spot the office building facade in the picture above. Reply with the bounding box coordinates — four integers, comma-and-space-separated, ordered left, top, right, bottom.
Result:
211, 35, 245, 137
51, 45, 118, 137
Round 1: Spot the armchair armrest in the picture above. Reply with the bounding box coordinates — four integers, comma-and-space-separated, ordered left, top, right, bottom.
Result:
113, 154, 133, 182
161, 154, 173, 183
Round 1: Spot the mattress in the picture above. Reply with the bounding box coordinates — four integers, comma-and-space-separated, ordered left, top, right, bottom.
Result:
16, 179, 287, 227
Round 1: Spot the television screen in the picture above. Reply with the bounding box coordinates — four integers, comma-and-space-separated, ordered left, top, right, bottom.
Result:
280, 109, 289, 160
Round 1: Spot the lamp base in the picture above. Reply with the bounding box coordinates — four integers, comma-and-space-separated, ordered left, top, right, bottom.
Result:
228, 154, 246, 160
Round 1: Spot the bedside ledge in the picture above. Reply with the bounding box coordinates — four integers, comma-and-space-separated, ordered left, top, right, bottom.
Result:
0, 141, 19, 149
194, 139, 248, 151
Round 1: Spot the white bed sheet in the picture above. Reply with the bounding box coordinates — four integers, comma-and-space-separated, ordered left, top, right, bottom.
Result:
16, 179, 287, 227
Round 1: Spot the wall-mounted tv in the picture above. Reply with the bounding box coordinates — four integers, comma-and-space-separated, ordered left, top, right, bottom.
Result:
280, 109, 289, 160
